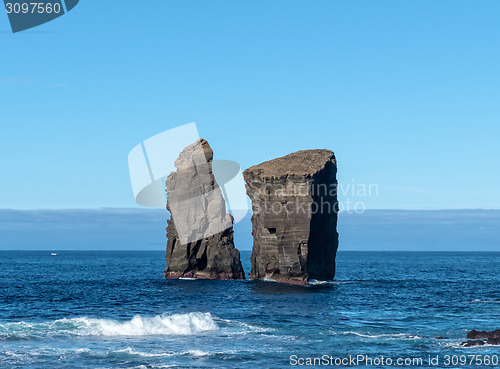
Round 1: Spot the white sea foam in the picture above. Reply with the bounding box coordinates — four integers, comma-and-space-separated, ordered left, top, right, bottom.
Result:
0, 312, 217, 339
185, 349, 210, 357
309, 280, 356, 285
464, 299, 500, 304
446, 341, 500, 350
116, 347, 174, 358
125, 366, 176, 369
261, 277, 277, 283
88, 347, 217, 359
342, 331, 423, 339
308, 280, 332, 285
73, 312, 217, 336
215, 317, 273, 333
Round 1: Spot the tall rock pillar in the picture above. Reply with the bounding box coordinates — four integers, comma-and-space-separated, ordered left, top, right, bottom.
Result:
243, 150, 338, 285
164, 139, 245, 280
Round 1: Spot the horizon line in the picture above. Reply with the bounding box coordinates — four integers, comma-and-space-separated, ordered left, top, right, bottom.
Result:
1, 207, 500, 212
1, 249, 499, 253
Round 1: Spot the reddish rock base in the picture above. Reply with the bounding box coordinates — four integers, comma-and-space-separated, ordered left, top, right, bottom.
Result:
254, 275, 310, 286
164, 271, 245, 280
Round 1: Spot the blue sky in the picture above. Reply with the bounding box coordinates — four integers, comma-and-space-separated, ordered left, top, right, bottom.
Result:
1, 1, 500, 210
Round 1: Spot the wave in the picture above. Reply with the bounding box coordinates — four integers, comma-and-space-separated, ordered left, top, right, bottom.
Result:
115, 347, 210, 358
2, 346, 224, 361
308, 280, 333, 285
117, 348, 210, 358
341, 331, 423, 340
0, 312, 217, 340
446, 342, 500, 350
115, 347, 174, 358
214, 317, 274, 333
308, 280, 357, 285
261, 277, 277, 283
184, 349, 211, 357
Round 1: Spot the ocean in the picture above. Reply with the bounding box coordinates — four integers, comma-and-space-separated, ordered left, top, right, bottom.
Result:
0, 251, 499, 368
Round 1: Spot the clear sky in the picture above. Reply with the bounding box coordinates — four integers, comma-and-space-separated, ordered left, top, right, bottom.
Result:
1, 0, 499, 210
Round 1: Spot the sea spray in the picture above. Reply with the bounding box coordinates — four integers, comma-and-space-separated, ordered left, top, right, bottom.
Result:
0, 312, 217, 340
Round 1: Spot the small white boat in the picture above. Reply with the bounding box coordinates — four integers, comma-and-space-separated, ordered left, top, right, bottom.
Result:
51, 253, 57, 256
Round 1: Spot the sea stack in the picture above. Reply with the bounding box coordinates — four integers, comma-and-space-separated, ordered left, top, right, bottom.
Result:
243, 150, 338, 285
164, 139, 245, 280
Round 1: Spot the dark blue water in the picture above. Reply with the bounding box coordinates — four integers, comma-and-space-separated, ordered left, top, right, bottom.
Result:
1, 251, 499, 368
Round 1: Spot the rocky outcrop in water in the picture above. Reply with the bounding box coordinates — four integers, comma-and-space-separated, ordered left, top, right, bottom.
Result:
164, 139, 245, 280
462, 329, 500, 346
243, 150, 338, 285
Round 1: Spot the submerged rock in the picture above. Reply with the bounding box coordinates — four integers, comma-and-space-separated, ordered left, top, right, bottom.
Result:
462, 340, 486, 347
489, 337, 500, 345
164, 139, 245, 280
243, 149, 338, 285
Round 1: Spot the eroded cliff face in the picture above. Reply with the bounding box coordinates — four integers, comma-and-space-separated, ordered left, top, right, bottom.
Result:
243, 150, 338, 285
164, 139, 245, 280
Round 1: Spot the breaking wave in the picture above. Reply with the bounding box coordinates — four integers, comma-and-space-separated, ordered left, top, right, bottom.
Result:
0, 312, 217, 340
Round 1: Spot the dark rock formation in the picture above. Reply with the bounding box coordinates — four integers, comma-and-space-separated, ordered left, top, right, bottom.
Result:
462, 340, 486, 347
489, 337, 500, 345
467, 329, 500, 340
243, 149, 338, 285
164, 139, 245, 280
462, 329, 500, 346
